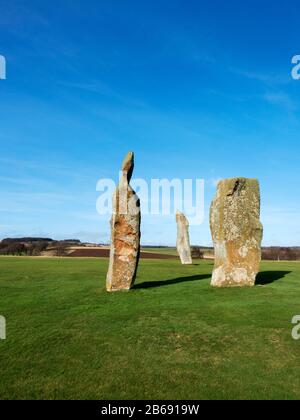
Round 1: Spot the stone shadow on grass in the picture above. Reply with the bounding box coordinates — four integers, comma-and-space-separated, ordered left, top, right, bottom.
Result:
255, 271, 291, 285
134, 274, 210, 290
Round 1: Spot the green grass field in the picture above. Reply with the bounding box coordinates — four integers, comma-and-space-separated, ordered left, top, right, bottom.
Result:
0, 256, 300, 400
141, 247, 178, 256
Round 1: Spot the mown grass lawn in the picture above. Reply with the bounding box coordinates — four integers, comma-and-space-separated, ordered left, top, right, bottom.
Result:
0, 256, 299, 400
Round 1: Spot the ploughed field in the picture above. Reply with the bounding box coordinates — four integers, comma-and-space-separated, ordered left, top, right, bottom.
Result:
0, 256, 299, 400
68, 248, 177, 259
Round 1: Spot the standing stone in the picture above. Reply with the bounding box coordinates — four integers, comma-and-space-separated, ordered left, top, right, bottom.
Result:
210, 178, 263, 287
176, 211, 193, 265
106, 152, 141, 292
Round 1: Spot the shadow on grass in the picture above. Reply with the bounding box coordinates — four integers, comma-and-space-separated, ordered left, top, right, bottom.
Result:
134, 274, 211, 290
256, 271, 291, 285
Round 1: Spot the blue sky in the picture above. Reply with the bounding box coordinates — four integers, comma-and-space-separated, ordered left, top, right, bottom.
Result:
0, 0, 299, 246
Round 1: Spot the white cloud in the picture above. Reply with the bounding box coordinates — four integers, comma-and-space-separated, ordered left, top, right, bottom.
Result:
263, 92, 296, 112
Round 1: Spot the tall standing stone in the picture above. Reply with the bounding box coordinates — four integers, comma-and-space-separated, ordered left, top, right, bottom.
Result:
176, 211, 193, 265
106, 152, 141, 292
210, 178, 263, 287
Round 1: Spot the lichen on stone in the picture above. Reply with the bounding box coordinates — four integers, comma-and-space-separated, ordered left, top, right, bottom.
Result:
176, 211, 192, 265
106, 152, 141, 292
210, 177, 263, 287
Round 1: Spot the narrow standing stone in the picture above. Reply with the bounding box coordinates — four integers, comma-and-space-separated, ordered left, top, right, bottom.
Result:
106, 152, 141, 292
210, 178, 263, 287
176, 211, 193, 265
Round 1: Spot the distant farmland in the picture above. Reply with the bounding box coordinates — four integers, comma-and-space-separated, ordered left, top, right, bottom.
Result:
68, 248, 178, 259
1, 238, 300, 261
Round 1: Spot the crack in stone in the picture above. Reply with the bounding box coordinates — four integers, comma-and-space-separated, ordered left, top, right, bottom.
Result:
227, 179, 246, 197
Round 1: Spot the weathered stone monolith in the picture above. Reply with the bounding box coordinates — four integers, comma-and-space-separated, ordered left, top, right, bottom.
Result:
176, 211, 193, 265
210, 178, 263, 287
106, 152, 141, 292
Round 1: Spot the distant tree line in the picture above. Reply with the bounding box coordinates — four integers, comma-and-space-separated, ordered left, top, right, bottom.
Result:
191, 247, 204, 259
193, 246, 299, 261
262, 247, 300, 261
2, 237, 53, 243
0, 238, 82, 257
0, 240, 50, 256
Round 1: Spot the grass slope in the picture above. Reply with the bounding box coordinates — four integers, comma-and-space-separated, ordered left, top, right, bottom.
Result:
0, 257, 299, 400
